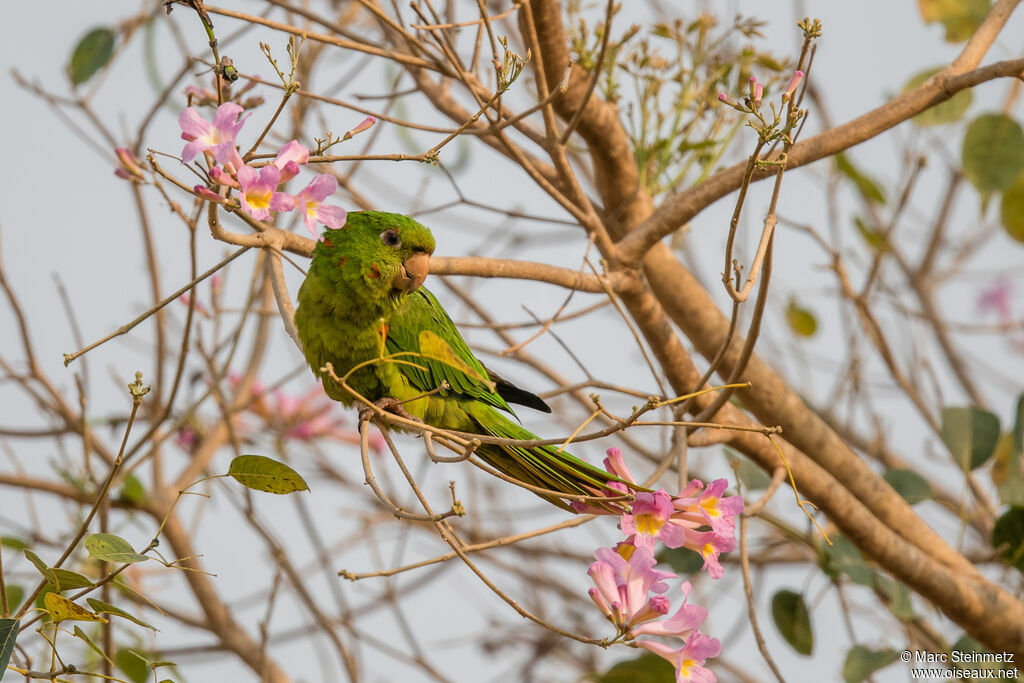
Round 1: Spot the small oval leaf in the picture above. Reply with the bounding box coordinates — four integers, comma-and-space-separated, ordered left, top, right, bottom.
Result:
116, 648, 151, 683
883, 469, 933, 505
821, 536, 876, 587
118, 473, 149, 504
43, 593, 108, 624
228, 455, 310, 495
962, 114, 1024, 195
771, 589, 813, 655
4, 585, 24, 613
992, 506, 1024, 572
597, 653, 675, 682
903, 67, 972, 126
655, 546, 705, 575
835, 153, 886, 205
873, 575, 915, 619
918, 0, 990, 43
1, 537, 28, 550
999, 171, 1024, 244
85, 533, 150, 564
69, 27, 116, 86
941, 406, 1001, 471
786, 300, 818, 337
842, 645, 899, 683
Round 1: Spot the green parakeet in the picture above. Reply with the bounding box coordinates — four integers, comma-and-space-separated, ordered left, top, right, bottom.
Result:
294, 211, 626, 511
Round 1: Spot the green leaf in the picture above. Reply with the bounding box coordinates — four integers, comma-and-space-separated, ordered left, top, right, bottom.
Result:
918, 0, 990, 42
835, 153, 886, 205
821, 536, 875, 586
999, 171, 1024, 244
1015, 392, 1024, 456
854, 216, 888, 251
43, 592, 107, 624
5, 584, 24, 613
771, 589, 813, 655
883, 469, 932, 505
84, 533, 150, 564
903, 67, 972, 126
841, 645, 899, 683
874, 575, 915, 619
786, 299, 818, 337
74, 625, 114, 665
228, 455, 310, 495
51, 568, 95, 592
0, 618, 18, 677
115, 649, 151, 683
87, 598, 158, 632
962, 114, 1024, 195
992, 506, 1024, 572
118, 473, 149, 504
941, 406, 1001, 471
725, 448, 772, 490
596, 653, 675, 682
656, 546, 704, 575
68, 27, 116, 86
417, 330, 494, 389
951, 636, 1011, 674
23, 549, 56, 585
993, 432, 1024, 505
1, 537, 28, 550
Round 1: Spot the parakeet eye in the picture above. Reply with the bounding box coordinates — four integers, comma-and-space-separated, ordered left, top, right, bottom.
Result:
380, 229, 401, 247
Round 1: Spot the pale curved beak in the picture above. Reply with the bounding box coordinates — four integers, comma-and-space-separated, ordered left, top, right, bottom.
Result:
394, 251, 430, 293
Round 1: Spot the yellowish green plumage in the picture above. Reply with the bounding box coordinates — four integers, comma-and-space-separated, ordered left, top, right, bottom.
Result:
295, 211, 624, 510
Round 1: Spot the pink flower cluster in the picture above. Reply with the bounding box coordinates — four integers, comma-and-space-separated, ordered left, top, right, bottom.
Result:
581, 448, 743, 682
588, 543, 720, 683
576, 448, 743, 580
179, 101, 372, 238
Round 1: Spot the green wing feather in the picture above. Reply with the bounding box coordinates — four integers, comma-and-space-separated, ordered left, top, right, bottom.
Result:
386, 288, 513, 413
385, 287, 631, 511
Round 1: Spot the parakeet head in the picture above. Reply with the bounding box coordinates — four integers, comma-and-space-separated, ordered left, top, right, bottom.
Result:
308, 211, 436, 317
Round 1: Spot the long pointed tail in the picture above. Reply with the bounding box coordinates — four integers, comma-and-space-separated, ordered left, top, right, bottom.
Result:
470, 408, 634, 511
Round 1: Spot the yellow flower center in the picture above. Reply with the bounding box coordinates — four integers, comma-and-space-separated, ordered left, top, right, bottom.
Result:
246, 188, 271, 210
700, 495, 721, 518
634, 513, 664, 536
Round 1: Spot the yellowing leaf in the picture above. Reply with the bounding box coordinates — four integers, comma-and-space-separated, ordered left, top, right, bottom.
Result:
43, 593, 108, 624
786, 300, 818, 338
918, 0, 990, 42
228, 455, 310, 495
